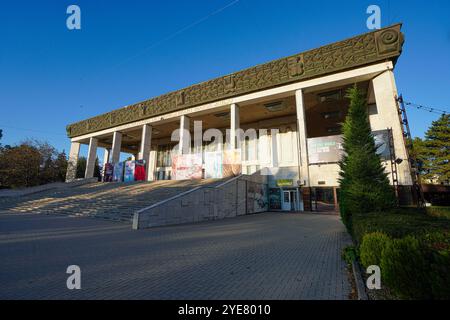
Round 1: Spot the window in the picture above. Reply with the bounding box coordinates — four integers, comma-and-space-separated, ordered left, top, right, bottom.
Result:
326, 126, 341, 134
321, 111, 342, 119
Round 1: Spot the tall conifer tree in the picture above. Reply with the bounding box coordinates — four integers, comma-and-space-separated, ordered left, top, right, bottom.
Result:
422, 114, 450, 184
339, 85, 396, 229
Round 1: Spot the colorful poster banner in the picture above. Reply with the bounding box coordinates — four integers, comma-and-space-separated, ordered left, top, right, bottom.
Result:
113, 162, 124, 182
204, 151, 222, 179
124, 161, 135, 182
134, 159, 146, 181
103, 163, 114, 182
171, 153, 202, 180
222, 149, 242, 177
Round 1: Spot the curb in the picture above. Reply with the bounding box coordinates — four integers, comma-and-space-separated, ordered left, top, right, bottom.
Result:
352, 260, 368, 300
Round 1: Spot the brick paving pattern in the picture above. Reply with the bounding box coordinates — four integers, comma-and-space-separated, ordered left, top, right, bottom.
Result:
0, 212, 352, 299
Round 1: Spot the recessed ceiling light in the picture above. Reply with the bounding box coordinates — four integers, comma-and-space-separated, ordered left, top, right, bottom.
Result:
264, 101, 285, 112
318, 90, 342, 103
214, 112, 230, 118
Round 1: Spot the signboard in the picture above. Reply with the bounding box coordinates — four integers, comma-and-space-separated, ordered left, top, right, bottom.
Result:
276, 179, 294, 187
171, 153, 202, 180
204, 151, 223, 179
307, 135, 344, 164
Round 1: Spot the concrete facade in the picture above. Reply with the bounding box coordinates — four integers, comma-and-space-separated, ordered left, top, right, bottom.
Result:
65, 25, 413, 210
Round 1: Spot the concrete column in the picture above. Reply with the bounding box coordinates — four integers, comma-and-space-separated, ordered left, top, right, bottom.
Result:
271, 129, 279, 168
65, 141, 80, 182
148, 149, 157, 181
179, 115, 190, 155
230, 103, 240, 150
248, 135, 257, 162
139, 124, 153, 180
103, 148, 111, 165
295, 89, 310, 186
258, 129, 271, 167
111, 131, 122, 164
371, 70, 412, 185
85, 137, 98, 179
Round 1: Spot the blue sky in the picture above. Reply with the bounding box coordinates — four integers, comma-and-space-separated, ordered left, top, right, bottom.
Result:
0, 0, 449, 157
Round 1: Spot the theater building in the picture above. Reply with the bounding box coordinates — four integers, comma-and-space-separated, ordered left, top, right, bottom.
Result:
65, 24, 413, 212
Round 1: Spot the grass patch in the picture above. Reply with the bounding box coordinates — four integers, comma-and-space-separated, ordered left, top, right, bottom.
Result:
426, 206, 450, 219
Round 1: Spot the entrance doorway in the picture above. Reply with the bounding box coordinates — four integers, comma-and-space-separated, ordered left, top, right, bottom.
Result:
311, 187, 338, 212
281, 189, 300, 211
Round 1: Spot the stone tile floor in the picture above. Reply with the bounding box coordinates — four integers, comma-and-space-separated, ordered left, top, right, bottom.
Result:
0, 211, 352, 299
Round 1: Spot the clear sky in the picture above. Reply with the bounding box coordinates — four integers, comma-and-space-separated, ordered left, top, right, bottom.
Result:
0, 0, 449, 157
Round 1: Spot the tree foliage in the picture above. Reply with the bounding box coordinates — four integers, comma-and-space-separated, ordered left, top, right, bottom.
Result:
75, 156, 101, 181
0, 133, 69, 188
413, 115, 450, 184
338, 85, 396, 230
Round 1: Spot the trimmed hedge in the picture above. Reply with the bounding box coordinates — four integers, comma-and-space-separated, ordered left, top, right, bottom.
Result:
352, 207, 450, 244
380, 236, 430, 299
352, 208, 450, 299
421, 232, 450, 299
359, 232, 390, 268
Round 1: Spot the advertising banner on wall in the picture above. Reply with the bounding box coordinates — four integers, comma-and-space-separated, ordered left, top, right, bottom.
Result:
246, 182, 268, 214
307, 131, 392, 164
103, 163, 114, 182
124, 161, 136, 182
134, 160, 146, 181
307, 135, 344, 164
204, 151, 222, 179
171, 153, 202, 180
222, 149, 242, 177
269, 188, 282, 210
113, 162, 124, 182
372, 129, 391, 160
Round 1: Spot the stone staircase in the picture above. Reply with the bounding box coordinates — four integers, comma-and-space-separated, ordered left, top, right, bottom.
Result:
0, 179, 226, 223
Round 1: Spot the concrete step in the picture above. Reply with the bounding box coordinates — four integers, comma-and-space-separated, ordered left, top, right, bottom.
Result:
0, 178, 226, 223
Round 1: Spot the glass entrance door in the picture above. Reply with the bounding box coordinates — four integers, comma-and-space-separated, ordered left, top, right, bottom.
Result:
282, 190, 297, 211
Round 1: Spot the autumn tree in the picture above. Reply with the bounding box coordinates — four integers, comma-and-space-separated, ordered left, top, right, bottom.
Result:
0, 135, 69, 188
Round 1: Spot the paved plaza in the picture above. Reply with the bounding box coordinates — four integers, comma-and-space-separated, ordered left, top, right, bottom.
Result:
0, 212, 352, 299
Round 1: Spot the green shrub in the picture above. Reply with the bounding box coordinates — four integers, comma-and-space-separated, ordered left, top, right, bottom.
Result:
420, 232, 450, 299
359, 232, 390, 268
380, 236, 431, 299
429, 249, 450, 299
341, 245, 357, 265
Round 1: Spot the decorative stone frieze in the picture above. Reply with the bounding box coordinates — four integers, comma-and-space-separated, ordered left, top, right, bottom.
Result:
66, 24, 403, 138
